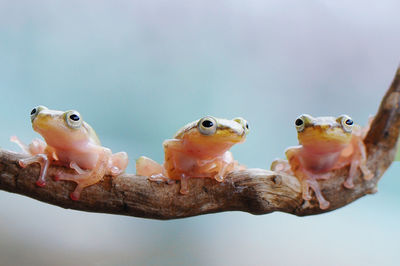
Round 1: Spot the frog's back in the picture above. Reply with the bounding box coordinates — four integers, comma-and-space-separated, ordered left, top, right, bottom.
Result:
173, 120, 198, 139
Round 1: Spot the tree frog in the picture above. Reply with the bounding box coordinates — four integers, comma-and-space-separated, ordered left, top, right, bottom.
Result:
136, 116, 249, 194
271, 114, 373, 209
11, 106, 129, 200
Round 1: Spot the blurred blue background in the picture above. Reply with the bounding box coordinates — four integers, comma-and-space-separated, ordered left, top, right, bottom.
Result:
0, 0, 400, 265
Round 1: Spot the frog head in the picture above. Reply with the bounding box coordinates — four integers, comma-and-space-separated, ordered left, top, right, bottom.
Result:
295, 114, 354, 153
174, 116, 249, 157
30, 105, 100, 149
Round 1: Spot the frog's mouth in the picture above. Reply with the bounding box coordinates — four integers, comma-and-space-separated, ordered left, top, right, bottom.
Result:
32, 114, 59, 132
299, 127, 352, 152
214, 128, 246, 142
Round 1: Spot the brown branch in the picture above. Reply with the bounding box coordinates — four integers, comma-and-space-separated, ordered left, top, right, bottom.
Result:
1, 66, 400, 219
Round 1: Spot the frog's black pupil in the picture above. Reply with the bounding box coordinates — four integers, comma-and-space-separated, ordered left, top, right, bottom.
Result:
295, 118, 303, 126
246, 123, 249, 129
202, 120, 213, 128
31, 108, 37, 115
345, 119, 353, 126
70, 114, 80, 121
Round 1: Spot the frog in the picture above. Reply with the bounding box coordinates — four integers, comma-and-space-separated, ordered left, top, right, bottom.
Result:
136, 116, 249, 194
11, 105, 129, 200
271, 114, 373, 209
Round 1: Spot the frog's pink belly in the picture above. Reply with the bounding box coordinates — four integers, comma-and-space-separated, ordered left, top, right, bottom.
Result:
166, 153, 225, 179
55, 150, 99, 170
300, 152, 341, 173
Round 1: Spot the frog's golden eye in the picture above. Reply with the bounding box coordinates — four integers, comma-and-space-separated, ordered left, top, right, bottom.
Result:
295, 116, 305, 132
65, 110, 82, 129
337, 115, 353, 133
233, 117, 249, 135
30, 105, 48, 122
198, 116, 217, 136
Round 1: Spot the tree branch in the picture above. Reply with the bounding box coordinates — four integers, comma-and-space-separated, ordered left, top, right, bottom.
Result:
1, 66, 399, 219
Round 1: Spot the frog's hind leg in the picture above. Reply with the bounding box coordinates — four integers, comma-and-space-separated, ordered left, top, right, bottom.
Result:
109, 152, 129, 176
271, 159, 292, 174
136, 156, 175, 187
10, 136, 30, 154
10, 136, 47, 155
136, 156, 164, 177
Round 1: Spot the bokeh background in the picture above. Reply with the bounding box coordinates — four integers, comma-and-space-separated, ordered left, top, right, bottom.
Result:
1, 1, 400, 265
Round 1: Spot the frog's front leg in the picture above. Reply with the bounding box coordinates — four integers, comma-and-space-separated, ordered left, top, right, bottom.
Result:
344, 138, 373, 188
55, 163, 107, 200
286, 147, 330, 209
213, 151, 238, 182
356, 138, 373, 180
68, 161, 87, 175
19, 154, 51, 187
344, 159, 360, 189
214, 162, 229, 182
301, 176, 330, 209
195, 152, 235, 182
11, 137, 57, 186
179, 173, 190, 194
293, 167, 330, 209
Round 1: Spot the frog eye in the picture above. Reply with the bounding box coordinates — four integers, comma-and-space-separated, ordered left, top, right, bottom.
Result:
337, 115, 353, 133
198, 116, 217, 136
65, 110, 82, 129
295, 116, 305, 132
233, 117, 250, 135
295, 114, 313, 132
30, 105, 48, 122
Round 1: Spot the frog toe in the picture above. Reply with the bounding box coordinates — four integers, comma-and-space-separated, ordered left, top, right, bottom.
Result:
343, 179, 354, 189
214, 175, 224, 182
70, 191, 80, 201
70, 185, 84, 201
361, 166, 374, 180
36, 180, 46, 187
319, 199, 330, 210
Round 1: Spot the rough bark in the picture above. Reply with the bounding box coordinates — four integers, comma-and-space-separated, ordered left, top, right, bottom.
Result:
0, 66, 399, 220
